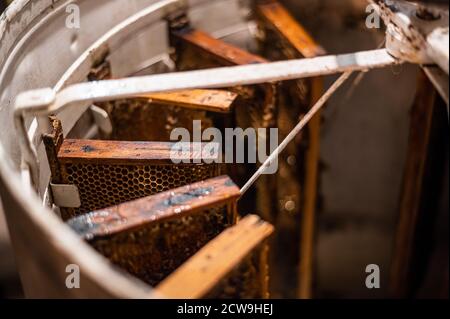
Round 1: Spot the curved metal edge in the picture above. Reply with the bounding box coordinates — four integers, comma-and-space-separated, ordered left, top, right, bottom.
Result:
2, 0, 152, 290
12, 0, 187, 192
54, 0, 186, 138
55, 0, 186, 92
0, 144, 155, 298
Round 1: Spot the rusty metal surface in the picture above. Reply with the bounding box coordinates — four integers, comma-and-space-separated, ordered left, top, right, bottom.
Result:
43, 117, 65, 184
0, 0, 235, 299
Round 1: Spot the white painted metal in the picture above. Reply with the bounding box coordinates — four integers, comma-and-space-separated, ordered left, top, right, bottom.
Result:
370, 0, 449, 73
50, 183, 81, 208
424, 66, 449, 107
90, 105, 113, 136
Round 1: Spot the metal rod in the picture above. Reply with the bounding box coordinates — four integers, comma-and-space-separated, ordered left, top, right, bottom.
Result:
240, 71, 353, 196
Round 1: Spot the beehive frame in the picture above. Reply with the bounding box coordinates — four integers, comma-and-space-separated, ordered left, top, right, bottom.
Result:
67, 176, 240, 286
44, 118, 222, 220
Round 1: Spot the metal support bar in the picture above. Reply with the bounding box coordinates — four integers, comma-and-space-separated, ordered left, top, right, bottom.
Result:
14, 49, 396, 191
14, 49, 397, 190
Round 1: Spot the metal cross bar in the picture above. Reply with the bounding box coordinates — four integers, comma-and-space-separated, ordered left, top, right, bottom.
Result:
368, 0, 448, 73
14, 48, 397, 190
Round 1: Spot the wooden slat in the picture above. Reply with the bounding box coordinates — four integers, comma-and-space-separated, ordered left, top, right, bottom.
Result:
256, 0, 325, 299
156, 215, 274, 299
298, 77, 323, 299
67, 175, 240, 239
171, 28, 268, 66
138, 89, 238, 113
257, 1, 325, 58
390, 71, 439, 298
58, 140, 219, 165
86, 49, 237, 113
43, 116, 64, 184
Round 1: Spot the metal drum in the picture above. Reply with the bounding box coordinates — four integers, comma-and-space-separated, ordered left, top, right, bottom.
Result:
0, 0, 257, 298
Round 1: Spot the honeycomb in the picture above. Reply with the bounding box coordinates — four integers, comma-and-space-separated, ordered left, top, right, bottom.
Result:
90, 205, 231, 286
59, 163, 220, 220
101, 99, 214, 142
88, 59, 215, 143
206, 244, 269, 299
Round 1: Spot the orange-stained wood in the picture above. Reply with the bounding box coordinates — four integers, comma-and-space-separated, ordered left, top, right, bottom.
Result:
256, 0, 325, 299
58, 140, 219, 165
138, 89, 238, 113
171, 28, 268, 66
298, 77, 323, 299
257, 1, 325, 58
67, 175, 240, 240
156, 215, 274, 299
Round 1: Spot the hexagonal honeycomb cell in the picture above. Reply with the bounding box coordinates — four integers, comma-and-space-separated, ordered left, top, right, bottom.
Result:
60, 163, 220, 219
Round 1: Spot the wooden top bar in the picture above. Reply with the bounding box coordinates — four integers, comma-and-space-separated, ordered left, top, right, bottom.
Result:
138, 89, 238, 113
172, 28, 268, 66
156, 215, 274, 299
58, 140, 220, 165
67, 176, 240, 240
257, 1, 326, 58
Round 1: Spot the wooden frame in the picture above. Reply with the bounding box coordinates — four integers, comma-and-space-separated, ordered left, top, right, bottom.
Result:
87, 55, 238, 141
43, 118, 222, 220
390, 70, 448, 298
139, 89, 237, 113
156, 214, 274, 298
255, 0, 325, 299
67, 175, 240, 287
